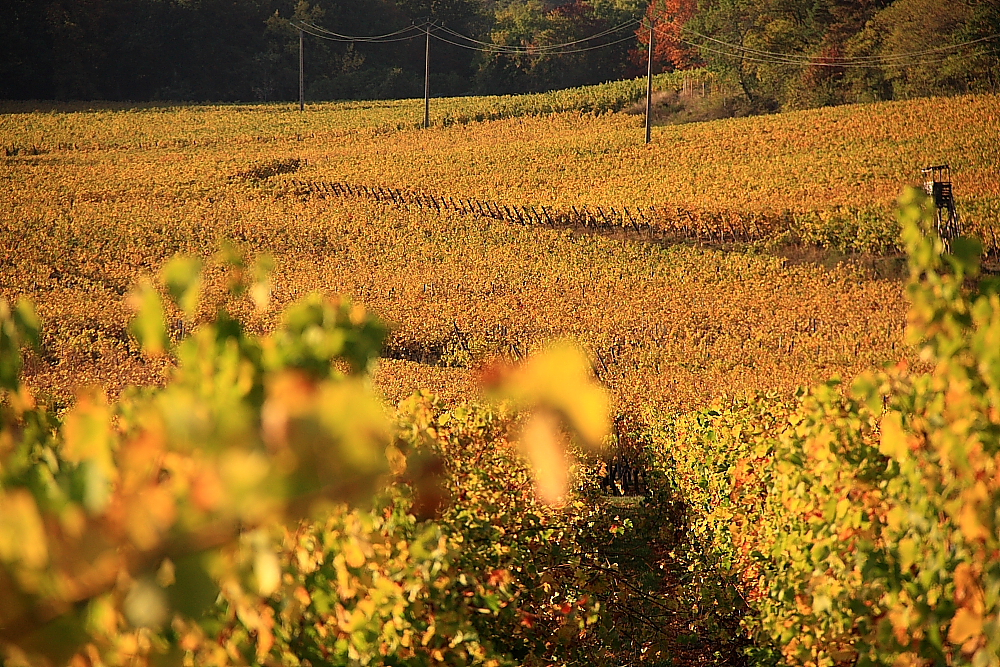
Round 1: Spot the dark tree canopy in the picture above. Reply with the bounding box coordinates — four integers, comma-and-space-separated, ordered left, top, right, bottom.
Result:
0, 0, 995, 106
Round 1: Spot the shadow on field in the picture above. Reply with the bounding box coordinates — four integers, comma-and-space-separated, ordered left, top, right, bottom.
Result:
584, 493, 755, 667
281, 178, 911, 282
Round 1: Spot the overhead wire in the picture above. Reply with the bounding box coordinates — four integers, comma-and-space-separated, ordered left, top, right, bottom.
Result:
668, 23, 1000, 68
673, 32, 1000, 69
300, 20, 423, 40
293, 15, 999, 68
294, 16, 645, 54
431, 29, 641, 55
295, 25, 424, 44
434, 18, 642, 54
291, 19, 426, 43
679, 25, 1000, 64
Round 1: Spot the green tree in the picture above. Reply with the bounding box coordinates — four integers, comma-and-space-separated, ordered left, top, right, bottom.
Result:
845, 0, 974, 101
475, 0, 643, 94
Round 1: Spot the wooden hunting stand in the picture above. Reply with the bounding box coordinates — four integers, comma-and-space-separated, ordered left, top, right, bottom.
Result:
922, 164, 961, 241
599, 413, 648, 497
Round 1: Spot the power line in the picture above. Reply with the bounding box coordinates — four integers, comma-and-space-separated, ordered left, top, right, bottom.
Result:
431, 29, 642, 56
672, 24, 1000, 68
299, 20, 424, 41
292, 12, 997, 131
675, 35, 1000, 69
292, 14, 999, 66
291, 20, 426, 43
295, 25, 423, 44
294, 17, 644, 54
434, 18, 642, 54
681, 25, 1000, 64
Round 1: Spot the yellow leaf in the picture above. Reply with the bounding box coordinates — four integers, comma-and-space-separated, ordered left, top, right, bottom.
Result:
294, 586, 311, 607
255, 607, 276, 661
63, 390, 118, 513
485, 343, 610, 451
255, 548, 281, 596
948, 607, 984, 649
879, 411, 908, 460
953, 563, 985, 611
127, 279, 168, 356
156, 559, 176, 587
344, 539, 366, 569
0, 489, 48, 570
886, 506, 906, 532
888, 606, 911, 647
519, 412, 569, 506
958, 498, 990, 543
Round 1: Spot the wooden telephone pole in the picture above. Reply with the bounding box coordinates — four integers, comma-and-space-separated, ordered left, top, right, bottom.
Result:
645, 18, 655, 144
424, 23, 432, 129
299, 27, 305, 112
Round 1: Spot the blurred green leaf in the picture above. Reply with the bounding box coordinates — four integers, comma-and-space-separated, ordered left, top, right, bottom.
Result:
162, 256, 203, 320
128, 279, 169, 355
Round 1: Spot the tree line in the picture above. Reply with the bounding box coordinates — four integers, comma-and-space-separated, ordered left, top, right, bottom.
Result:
1, 0, 997, 109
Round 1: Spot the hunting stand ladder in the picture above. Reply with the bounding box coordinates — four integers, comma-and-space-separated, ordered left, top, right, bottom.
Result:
599, 413, 648, 497
922, 164, 961, 242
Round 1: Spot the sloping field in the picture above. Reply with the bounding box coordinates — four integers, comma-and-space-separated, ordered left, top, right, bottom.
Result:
2, 91, 996, 411
6, 90, 997, 249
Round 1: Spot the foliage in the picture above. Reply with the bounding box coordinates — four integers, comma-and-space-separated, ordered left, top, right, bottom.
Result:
843, 0, 1000, 103
474, 0, 644, 95
393, 394, 610, 664
653, 188, 1000, 665
198, 497, 517, 667
6, 92, 999, 418
758, 188, 1000, 666
686, 0, 999, 111
0, 250, 398, 664
634, 0, 700, 72
2, 0, 997, 110
0, 0, 650, 102
17, 92, 997, 411
648, 395, 788, 618
0, 242, 620, 666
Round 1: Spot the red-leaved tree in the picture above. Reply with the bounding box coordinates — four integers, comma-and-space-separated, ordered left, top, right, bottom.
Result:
631, 0, 700, 73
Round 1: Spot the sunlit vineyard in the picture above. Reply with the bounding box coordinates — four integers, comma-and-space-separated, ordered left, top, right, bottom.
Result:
3, 182, 908, 413
0, 72, 684, 149
3, 83, 1000, 666
8, 88, 997, 411
6, 87, 997, 253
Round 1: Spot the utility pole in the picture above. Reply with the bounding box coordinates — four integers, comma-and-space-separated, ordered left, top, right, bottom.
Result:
424, 23, 431, 129
299, 26, 305, 112
645, 18, 655, 144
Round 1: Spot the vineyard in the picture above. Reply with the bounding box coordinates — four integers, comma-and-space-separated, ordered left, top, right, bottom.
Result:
2, 85, 1000, 666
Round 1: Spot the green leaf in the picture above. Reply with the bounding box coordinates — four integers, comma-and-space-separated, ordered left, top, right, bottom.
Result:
946, 236, 982, 278
13, 297, 40, 350
167, 553, 220, 619
162, 256, 203, 320
128, 279, 169, 356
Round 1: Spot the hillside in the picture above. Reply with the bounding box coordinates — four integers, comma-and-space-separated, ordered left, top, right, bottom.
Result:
5, 91, 999, 410
3, 81, 1000, 667
4, 90, 998, 412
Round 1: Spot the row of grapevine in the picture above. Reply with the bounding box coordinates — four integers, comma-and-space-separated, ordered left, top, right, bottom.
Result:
650, 189, 1000, 665
0, 72, 687, 153
289, 178, 783, 246
2, 249, 668, 666
282, 177, 985, 254
5, 91, 997, 257
0, 189, 910, 415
